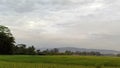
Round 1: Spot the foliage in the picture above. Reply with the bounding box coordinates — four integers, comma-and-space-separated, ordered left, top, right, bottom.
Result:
36, 49, 102, 56
0, 25, 15, 54
13, 44, 36, 55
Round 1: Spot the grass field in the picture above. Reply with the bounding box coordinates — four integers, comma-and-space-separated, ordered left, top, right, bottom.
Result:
0, 55, 120, 68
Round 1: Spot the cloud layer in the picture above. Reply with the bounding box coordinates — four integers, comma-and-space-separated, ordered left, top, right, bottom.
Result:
0, 0, 120, 50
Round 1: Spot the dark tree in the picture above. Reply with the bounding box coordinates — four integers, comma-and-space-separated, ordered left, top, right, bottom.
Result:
27, 46, 36, 55
14, 44, 27, 54
65, 50, 73, 55
36, 49, 41, 55
0, 25, 15, 54
50, 48, 59, 53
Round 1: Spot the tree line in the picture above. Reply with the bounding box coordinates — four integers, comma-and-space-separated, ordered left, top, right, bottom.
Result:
36, 48, 102, 56
13, 44, 102, 56
0, 25, 120, 56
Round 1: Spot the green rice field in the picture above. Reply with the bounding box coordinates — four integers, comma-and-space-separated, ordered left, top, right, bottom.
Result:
0, 55, 120, 68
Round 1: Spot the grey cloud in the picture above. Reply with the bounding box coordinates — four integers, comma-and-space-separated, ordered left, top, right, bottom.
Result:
0, 0, 120, 50
0, 0, 36, 13
0, 0, 104, 14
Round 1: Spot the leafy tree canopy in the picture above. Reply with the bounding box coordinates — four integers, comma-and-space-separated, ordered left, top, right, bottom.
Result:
0, 25, 15, 54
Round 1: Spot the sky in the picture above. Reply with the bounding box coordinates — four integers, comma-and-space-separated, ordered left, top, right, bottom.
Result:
0, 0, 120, 50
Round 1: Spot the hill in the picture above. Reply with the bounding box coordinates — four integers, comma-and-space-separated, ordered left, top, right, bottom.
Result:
40, 47, 120, 54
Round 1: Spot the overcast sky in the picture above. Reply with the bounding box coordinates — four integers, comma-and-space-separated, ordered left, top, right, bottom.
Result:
0, 0, 120, 50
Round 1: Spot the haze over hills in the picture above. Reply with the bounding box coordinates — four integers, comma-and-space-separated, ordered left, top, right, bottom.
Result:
39, 47, 120, 54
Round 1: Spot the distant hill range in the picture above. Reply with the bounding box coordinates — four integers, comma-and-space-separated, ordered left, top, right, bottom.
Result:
40, 47, 120, 54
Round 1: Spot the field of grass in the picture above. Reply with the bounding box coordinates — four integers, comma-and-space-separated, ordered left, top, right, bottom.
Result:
0, 55, 120, 68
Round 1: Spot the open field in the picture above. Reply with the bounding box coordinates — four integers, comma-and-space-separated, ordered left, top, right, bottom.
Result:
0, 55, 120, 68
